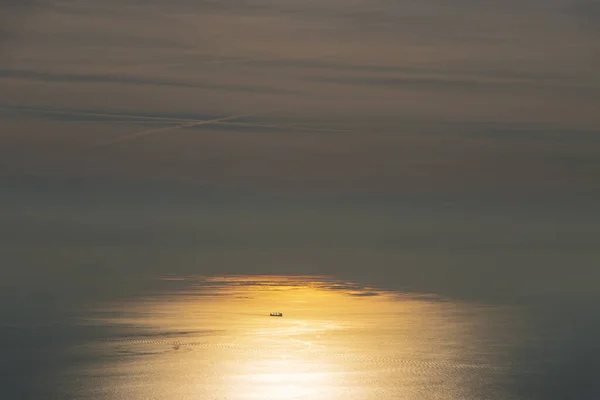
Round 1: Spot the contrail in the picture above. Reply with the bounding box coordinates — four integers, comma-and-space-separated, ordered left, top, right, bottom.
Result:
3, 105, 354, 133
0, 105, 197, 123
66, 119, 355, 133
3, 109, 278, 177
213, 121, 354, 133
69, 120, 176, 125
2, 105, 353, 134
95, 109, 280, 147
0, 106, 199, 122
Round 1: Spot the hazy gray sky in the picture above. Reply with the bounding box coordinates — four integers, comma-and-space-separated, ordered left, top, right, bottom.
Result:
1, 0, 599, 303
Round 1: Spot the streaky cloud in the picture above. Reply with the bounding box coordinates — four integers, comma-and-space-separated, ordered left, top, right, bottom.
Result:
95, 108, 281, 147
0, 68, 289, 94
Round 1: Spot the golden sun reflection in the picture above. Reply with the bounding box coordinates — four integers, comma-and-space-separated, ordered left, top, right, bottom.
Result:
234, 357, 335, 400
83, 276, 506, 400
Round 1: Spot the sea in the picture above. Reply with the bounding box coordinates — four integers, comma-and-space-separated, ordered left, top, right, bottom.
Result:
2, 275, 599, 400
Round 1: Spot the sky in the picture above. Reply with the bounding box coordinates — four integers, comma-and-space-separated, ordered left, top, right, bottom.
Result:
1, 0, 599, 304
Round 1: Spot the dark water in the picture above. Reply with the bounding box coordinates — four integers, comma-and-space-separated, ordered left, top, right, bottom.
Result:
2, 276, 599, 400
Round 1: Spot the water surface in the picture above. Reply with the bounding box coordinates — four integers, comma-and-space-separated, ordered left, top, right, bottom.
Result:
25, 275, 598, 400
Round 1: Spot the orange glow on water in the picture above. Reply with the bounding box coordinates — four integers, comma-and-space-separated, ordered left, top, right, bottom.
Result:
79, 276, 509, 400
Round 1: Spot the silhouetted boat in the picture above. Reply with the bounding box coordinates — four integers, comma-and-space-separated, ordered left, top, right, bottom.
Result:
269, 312, 283, 317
